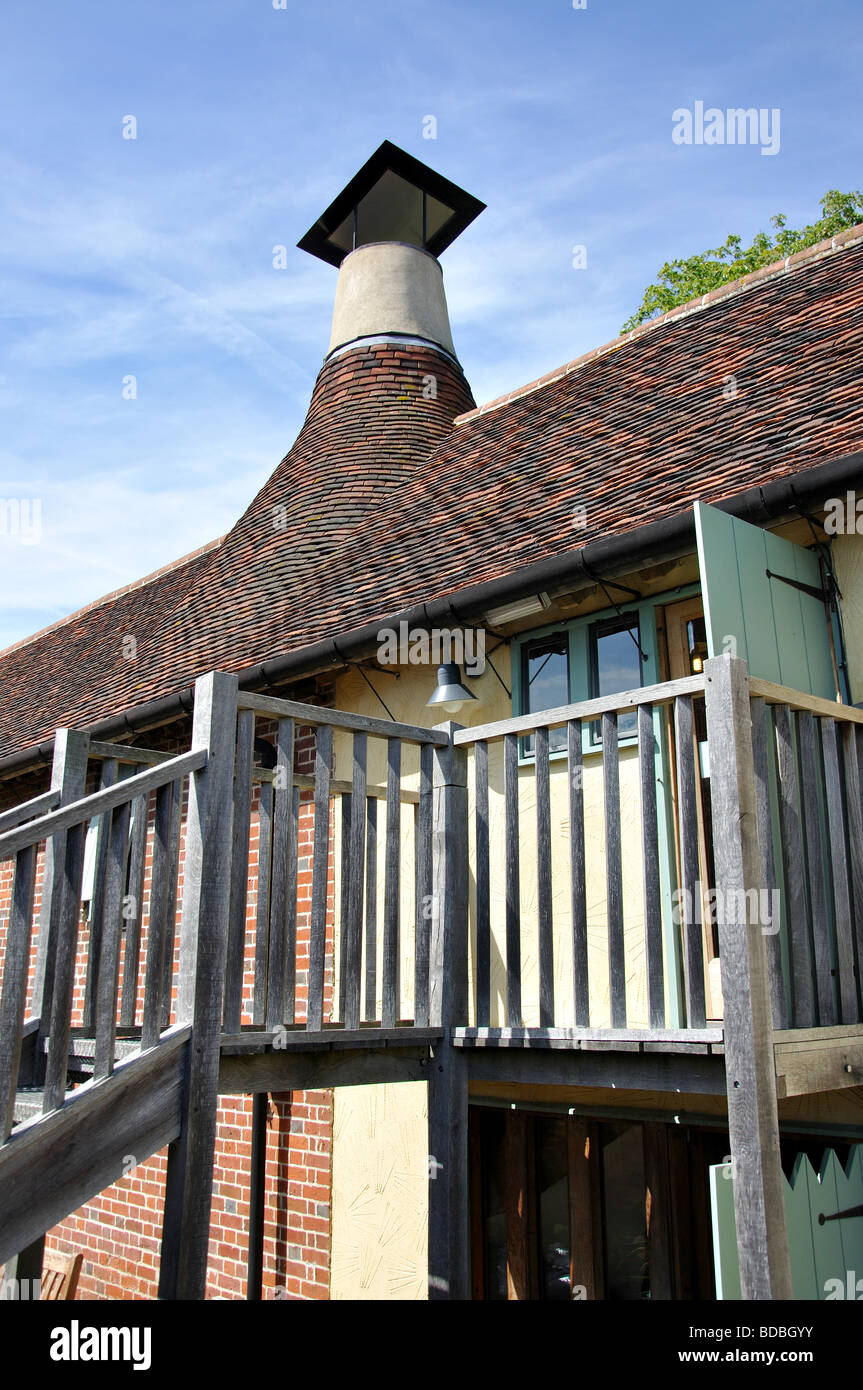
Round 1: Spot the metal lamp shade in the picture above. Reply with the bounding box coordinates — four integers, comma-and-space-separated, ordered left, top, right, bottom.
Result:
425, 663, 477, 711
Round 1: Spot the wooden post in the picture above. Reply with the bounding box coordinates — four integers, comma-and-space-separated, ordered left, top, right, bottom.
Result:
427, 722, 469, 1300
158, 671, 238, 1301
703, 655, 792, 1300
30, 728, 90, 1036
16, 727, 89, 1294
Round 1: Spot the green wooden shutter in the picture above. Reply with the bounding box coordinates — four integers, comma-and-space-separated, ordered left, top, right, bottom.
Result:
710, 1146, 863, 1300
694, 501, 837, 699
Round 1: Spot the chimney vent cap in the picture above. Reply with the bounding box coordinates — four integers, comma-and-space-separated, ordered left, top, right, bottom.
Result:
298, 139, 485, 268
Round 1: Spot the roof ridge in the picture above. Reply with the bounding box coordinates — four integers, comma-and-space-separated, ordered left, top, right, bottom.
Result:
0, 536, 224, 660
456, 222, 863, 424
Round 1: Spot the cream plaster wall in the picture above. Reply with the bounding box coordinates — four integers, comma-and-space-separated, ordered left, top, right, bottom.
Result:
327, 651, 661, 1298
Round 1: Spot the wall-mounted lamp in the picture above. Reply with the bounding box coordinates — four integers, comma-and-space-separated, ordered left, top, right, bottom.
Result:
425, 663, 478, 716
485, 592, 551, 626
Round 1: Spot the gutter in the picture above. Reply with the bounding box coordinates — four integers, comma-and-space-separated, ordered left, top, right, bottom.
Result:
2, 449, 861, 782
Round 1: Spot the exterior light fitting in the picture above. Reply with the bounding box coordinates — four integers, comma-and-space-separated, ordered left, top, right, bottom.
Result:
485, 592, 551, 626
425, 663, 478, 716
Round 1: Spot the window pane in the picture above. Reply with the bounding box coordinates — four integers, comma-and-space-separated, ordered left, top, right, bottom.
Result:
592, 621, 641, 741
600, 1122, 649, 1300
481, 1111, 508, 1299
522, 635, 569, 755
536, 1118, 571, 1300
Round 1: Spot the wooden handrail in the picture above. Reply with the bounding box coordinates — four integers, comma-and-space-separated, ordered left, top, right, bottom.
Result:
0, 789, 61, 834
453, 673, 706, 745
0, 748, 206, 861
251, 767, 420, 804
747, 677, 863, 724
88, 740, 177, 765
237, 691, 448, 746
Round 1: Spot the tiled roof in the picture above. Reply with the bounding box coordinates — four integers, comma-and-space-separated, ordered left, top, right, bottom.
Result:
2, 227, 863, 763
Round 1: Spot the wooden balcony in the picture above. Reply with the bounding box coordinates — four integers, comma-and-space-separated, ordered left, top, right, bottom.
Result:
1, 656, 862, 1297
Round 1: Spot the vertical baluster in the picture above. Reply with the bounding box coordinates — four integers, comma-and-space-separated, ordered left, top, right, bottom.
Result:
568, 719, 589, 1027
798, 713, 836, 1026
382, 738, 401, 1028
307, 724, 332, 1031
224, 709, 254, 1032
119, 791, 148, 1027
43, 821, 86, 1113
252, 779, 273, 1027
82, 758, 118, 1028
474, 739, 491, 1027
414, 742, 433, 1028
141, 781, 174, 1049
267, 717, 295, 1028
93, 800, 132, 1076
749, 698, 786, 1029
342, 732, 366, 1030
159, 780, 182, 1029
674, 696, 705, 1028
603, 711, 626, 1028
0, 846, 38, 1138
338, 791, 351, 1019
639, 703, 665, 1028
821, 717, 857, 1024
364, 797, 378, 1022
504, 732, 521, 1026
840, 722, 863, 1020
773, 705, 815, 1027
536, 725, 554, 1027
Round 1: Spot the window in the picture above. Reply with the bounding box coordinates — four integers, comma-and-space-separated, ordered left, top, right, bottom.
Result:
513, 597, 662, 758
469, 1107, 729, 1300
520, 632, 569, 756
588, 615, 643, 744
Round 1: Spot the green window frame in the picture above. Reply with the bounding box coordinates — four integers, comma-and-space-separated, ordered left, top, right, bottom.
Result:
511, 584, 701, 761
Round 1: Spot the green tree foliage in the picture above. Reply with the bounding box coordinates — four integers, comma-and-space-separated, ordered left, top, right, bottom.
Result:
621, 189, 863, 333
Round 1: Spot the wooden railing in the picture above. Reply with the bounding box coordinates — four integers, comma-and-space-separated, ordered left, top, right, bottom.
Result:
747, 679, 863, 1030
453, 674, 708, 1033
0, 740, 202, 1136
226, 693, 447, 1034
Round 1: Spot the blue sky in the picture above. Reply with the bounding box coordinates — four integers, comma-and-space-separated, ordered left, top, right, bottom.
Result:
1, 0, 860, 649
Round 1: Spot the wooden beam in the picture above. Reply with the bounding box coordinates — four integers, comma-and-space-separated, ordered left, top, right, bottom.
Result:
0, 789, 59, 834
0, 1026, 190, 1267
237, 690, 447, 746
30, 728, 90, 1033
703, 654, 792, 1300
158, 671, 238, 1302
0, 748, 205, 861
747, 677, 863, 724
218, 1045, 433, 1094
453, 673, 706, 745
774, 1035, 863, 1098
88, 740, 176, 765
428, 722, 470, 1300
223, 708, 255, 1033
465, 1044, 727, 1094
0, 847, 38, 1139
